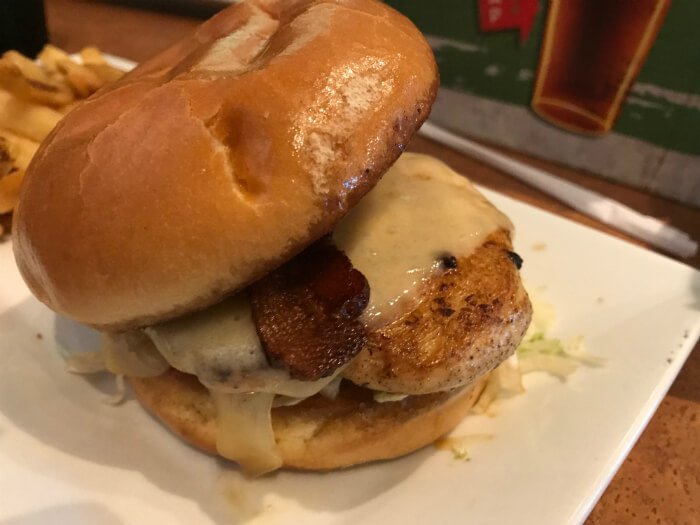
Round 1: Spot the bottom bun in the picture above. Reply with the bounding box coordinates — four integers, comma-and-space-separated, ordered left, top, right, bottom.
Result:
130, 369, 488, 471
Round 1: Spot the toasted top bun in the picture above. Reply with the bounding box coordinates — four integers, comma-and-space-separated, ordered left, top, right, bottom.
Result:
13, 0, 438, 330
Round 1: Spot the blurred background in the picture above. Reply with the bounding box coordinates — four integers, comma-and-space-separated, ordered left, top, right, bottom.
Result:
5, 0, 697, 206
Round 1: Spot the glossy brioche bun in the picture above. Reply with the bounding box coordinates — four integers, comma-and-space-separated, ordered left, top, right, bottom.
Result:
13, 0, 438, 331
130, 369, 487, 471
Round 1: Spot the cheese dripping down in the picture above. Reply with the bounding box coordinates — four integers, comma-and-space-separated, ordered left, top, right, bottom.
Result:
142, 295, 342, 474
103, 296, 342, 474
211, 391, 282, 476
334, 152, 513, 328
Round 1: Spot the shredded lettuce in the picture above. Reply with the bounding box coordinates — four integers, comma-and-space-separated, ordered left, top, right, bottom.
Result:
475, 295, 603, 412
516, 295, 603, 378
517, 331, 603, 379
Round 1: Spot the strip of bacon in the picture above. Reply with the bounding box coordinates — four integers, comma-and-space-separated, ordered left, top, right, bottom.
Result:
250, 238, 369, 381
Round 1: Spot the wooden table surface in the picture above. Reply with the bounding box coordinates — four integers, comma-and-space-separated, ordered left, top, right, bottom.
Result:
44, 0, 700, 522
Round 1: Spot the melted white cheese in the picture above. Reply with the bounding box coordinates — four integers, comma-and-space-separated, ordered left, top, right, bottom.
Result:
140, 295, 340, 471
334, 153, 513, 327
144, 295, 338, 397
211, 391, 282, 475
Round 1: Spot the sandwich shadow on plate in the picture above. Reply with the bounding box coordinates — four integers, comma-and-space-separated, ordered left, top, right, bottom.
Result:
0, 502, 123, 525
0, 298, 427, 523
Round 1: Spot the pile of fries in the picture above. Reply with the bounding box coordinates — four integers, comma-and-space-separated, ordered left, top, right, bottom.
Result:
0, 45, 124, 237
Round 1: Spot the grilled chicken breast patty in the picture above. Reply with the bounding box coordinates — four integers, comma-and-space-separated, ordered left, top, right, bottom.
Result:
342, 229, 532, 395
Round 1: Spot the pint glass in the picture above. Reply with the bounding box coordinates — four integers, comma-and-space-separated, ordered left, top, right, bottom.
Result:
532, 0, 671, 135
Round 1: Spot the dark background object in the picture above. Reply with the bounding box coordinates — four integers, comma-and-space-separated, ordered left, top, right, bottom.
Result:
0, 0, 49, 56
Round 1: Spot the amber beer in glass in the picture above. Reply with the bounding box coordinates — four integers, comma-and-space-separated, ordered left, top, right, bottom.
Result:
532, 0, 671, 135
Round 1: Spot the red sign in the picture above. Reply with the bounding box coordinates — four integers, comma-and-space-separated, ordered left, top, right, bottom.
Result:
478, 0, 539, 42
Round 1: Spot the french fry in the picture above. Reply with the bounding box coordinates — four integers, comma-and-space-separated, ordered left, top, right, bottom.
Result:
3, 51, 54, 84
0, 137, 13, 178
45, 46, 123, 95
0, 128, 40, 170
0, 130, 40, 214
80, 47, 125, 82
37, 44, 72, 74
0, 168, 23, 214
57, 58, 105, 97
79, 46, 107, 66
0, 43, 125, 229
85, 63, 125, 84
0, 89, 63, 142
0, 54, 75, 107
0, 136, 25, 214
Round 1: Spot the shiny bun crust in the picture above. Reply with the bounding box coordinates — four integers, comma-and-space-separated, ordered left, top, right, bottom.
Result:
129, 369, 487, 470
13, 0, 438, 330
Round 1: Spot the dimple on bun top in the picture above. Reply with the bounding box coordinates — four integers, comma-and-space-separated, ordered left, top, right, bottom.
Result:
13, 0, 438, 330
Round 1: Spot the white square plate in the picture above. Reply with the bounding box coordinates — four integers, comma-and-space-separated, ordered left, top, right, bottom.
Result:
1, 182, 699, 524
2, 52, 699, 525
